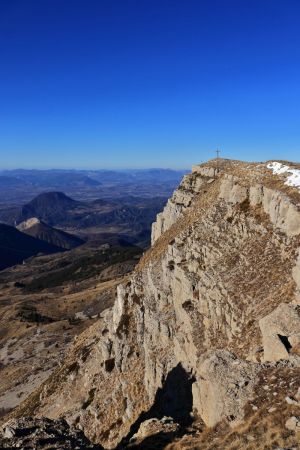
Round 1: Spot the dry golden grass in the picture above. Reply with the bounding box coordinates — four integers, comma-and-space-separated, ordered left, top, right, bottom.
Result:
137, 178, 222, 270
0, 244, 141, 418
138, 158, 300, 272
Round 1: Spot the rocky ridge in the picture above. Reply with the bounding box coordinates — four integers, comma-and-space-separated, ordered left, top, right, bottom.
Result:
17, 217, 85, 250
4, 159, 300, 449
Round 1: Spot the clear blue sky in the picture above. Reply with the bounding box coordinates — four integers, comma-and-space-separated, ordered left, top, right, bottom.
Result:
0, 0, 300, 169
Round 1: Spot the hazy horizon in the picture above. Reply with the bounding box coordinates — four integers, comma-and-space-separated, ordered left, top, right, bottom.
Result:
0, 166, 189, 171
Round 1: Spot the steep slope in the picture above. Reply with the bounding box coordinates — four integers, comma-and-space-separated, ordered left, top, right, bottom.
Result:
17, 218, 84, 249
0, 224, 63, 270
0, 243, 142, 415
7, 159, 300, 449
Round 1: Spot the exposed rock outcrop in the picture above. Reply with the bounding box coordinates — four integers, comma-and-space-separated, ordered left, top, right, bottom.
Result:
8, 159, 300, 449
259, 303, 300, 362
0, 417, 103, 449
17, 217, 41, 231
192, 350, 259, 427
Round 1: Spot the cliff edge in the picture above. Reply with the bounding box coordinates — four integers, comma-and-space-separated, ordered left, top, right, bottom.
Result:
5, 159, 300, 449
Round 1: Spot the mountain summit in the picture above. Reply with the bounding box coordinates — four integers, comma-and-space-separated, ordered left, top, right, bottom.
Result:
18, 192, 80, 225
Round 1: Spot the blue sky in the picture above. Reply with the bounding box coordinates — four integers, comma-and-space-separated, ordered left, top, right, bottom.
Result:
0, 0, 300, 169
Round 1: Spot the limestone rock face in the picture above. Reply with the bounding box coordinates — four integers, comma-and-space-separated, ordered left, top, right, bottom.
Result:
130, 416, 179, 444
219, 174, 248, 204
16, 217, 40, 231
151, 167, 216, 244
292, 250, 300, 302
192, 350, 259, 427
11, 159, 300, 448
259, 303, 300, 362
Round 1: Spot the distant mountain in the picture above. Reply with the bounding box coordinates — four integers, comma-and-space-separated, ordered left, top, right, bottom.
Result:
0, 223, 63, 270
0, 170, 101, 188
0, 176, 29, 187
0, 191, 167, 248
0, 168, 186, 189
17, 218, 84, 250
0, 168, 186, 205
18, 192, 81, 225
16, 192, 166, 234
86, 168, 187, 184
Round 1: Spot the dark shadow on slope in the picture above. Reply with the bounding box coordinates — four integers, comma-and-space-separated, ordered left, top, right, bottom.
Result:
117, 363, 195, 449
125, 430, 178, 449
278, 334, 292, 353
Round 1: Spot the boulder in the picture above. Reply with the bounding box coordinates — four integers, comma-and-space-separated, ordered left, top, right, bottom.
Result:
285, 416, 300, 432
259, 303, 300, 362
192, 350, 259, 427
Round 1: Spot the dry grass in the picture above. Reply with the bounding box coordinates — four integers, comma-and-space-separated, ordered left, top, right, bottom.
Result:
137, 178, 222, 270
138, 158, 300, 272
0, 244, 141, 417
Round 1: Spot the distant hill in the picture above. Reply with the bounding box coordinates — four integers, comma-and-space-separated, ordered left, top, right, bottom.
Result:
0, 176, 28, 187
0, 168, 186, 185
18, 192, 81, 225
17, 218, 84, 250
14, 192, 166, 245
0, 223, 63, 270
0, 239, 142, 414
0, 190, 168, 248
0, 170, 102, 188
0, 168, 186, 207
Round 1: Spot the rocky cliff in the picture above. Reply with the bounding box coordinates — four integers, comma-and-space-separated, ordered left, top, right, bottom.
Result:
6, 159, 300, 449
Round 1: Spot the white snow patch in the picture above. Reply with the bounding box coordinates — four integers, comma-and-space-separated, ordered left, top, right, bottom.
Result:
267, 161, 300, 192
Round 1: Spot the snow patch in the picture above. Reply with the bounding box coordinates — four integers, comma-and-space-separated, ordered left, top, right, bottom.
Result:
267, 162, 300, 192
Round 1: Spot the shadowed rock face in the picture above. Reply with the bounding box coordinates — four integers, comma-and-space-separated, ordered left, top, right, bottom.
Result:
6, 159, 300, 449
0, 223, 64, 270
17, 217, 85, 250
117, 363, 195, 448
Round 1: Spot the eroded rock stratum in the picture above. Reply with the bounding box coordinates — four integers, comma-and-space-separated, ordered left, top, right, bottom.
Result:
5, 159, 300, 449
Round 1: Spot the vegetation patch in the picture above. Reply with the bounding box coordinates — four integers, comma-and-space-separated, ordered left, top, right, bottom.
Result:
82, 388, 96, 410
116, 313, 130, 338
17, 304, 53, 324
239, 198, 250, 213
23, 246, 141, 292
